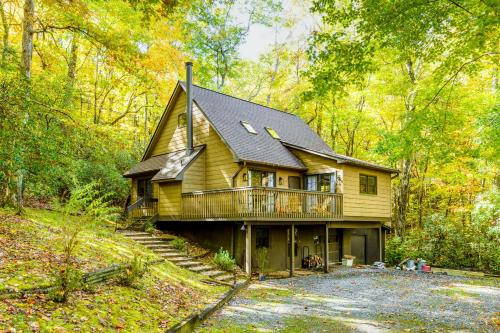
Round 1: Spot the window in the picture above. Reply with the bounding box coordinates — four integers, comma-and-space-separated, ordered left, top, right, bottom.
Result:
241, 121, 257, 134
288, 176, 301, 189
265, 127, 280, 139
256, 228, 269, 248
360, 174, 377, 194
249, 170, 275, 187
178, 113, 187, 127
305, 172, 337, 193
137, 178, 153, 200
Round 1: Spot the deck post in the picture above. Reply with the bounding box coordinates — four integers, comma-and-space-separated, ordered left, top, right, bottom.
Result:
245, 223, 252, 276
379, 226, 383, 262
289, 224, 295, 277
324, 223, 329, 273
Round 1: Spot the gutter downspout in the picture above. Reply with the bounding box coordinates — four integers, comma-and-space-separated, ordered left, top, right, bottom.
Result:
186, 62, 193, 156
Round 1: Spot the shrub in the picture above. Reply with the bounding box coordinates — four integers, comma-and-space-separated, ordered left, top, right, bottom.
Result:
49, 266, 83, 302
212, 247, 236, 271
144, 219, 156, 233
171, 238, 186, 251
117, 255, 147, 287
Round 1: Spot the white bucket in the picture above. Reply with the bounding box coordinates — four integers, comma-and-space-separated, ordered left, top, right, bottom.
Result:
342, 258, 353, 267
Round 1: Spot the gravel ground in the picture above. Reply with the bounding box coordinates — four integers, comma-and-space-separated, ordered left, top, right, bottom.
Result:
198, 267, 500, 332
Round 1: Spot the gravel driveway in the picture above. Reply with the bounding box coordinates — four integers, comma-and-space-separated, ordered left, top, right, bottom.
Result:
198, 267, 500, 332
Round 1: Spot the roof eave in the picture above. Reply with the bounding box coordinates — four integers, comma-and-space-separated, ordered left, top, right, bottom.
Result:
283, 142, 399, 174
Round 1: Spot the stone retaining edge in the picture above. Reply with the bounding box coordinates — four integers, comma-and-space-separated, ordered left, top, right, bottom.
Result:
166, 279, 250, 333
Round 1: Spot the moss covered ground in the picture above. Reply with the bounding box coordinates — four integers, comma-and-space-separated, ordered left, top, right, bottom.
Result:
0, 208, 227, 332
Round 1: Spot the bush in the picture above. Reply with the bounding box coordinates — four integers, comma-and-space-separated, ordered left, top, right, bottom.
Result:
171, 238, 186, 251
144, 219, 156, 233
49, 266, 83, 302
386, 190, 499, 273
117, 255, 147, 287
212, 247, 236, 271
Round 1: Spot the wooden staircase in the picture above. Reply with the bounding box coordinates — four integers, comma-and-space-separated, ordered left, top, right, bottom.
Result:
118, 230, 244, 284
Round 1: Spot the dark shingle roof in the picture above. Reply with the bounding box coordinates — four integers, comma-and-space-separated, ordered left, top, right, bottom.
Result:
181, 82, 337, 169
124, 146, 204, 180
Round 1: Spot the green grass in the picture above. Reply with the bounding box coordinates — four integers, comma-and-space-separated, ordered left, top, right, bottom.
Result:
0, 208, 228, 332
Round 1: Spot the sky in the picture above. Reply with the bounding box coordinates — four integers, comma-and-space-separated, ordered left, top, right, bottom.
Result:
237, 0, 319, 60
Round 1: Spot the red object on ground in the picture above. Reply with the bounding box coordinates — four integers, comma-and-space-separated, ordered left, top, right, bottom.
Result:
423, 265, 431, 272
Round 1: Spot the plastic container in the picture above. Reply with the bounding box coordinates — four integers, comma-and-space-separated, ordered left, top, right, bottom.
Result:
423, 265, 431, 272
417, 260, 427, 271
342, 258, 353, 267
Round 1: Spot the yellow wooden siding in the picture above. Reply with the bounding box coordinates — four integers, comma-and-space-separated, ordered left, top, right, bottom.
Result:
158, 182, 182, 216
342, 166, 391, 218
182, 151, 206, 192
150, 91, 238, 191
291, 149, 391, 218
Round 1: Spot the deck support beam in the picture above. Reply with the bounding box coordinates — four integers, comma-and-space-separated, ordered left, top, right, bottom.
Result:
289, 224, 295, 277
245, 223, 252, 276
379, 226, 383, 262
324, 224, 329, 273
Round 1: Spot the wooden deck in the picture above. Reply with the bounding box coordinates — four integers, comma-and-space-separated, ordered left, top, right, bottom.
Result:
181, 187, 343, 220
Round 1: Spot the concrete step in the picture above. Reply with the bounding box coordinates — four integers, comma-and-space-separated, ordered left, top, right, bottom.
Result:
189, 265, 213, 273
200, 270, 225, 278
155, 248, 179, 253
168, 257, 190, 263
177, 261, 202, 268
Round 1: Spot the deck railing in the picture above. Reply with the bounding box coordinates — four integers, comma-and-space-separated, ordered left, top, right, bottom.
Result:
127, 198, 158, 218
181, 187, 343, 220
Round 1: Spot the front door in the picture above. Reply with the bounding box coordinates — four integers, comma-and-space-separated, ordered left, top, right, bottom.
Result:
328, 228, 342, 264
351, 235, 366, 265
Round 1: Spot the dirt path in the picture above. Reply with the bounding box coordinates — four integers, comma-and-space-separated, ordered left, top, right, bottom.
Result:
197, 267, 500, 332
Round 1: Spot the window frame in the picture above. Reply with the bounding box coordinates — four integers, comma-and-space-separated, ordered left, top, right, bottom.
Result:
359, 174, 377, 195
240, 120, 257, 134
177, 112, 187, 128
265, 127, 280, 139
248, 169, 276, 187
305, 172, 337, 193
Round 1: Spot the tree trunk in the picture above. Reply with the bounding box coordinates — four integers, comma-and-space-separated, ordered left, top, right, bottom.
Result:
20, 0, 35, 79
0, 0, 9, 66
64, 35, 78, 105
396, 158, 412, 237
267, 51, 280, 106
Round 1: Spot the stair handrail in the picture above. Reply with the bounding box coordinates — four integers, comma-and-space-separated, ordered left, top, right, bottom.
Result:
127, 197, 145, 213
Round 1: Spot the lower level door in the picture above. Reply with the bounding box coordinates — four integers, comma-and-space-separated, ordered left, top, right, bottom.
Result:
351, 235, 366, 264
328, 228, 341, 264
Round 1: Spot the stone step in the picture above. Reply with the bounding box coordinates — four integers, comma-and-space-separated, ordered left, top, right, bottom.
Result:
160, 252, 183, 258
121, 231, 150, 236
200, 270, 225, 278
134, 239, 172, 246
189, 265, 213, 273
168, 257, 190, 263
177, 261, 202, 268
215, 274, 234, 282
144, 244, 175, 250
129, 236, 165, 241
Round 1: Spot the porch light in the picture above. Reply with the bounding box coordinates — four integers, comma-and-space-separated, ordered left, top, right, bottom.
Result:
278, 177, 283, 185
242, 173, 247, 181
240, 225, 246, 231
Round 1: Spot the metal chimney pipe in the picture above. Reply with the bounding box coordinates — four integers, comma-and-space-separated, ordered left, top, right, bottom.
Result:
185, 62, 193, 156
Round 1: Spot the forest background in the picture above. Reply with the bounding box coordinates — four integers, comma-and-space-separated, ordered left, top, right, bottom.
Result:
0, 0, 498, 271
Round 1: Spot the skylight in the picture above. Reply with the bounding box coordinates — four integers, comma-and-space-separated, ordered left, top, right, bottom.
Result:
265, 127, 280, 140
241, 121, 257, 134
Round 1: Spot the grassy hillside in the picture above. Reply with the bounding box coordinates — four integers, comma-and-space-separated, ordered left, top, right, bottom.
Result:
0, 208, 227, 332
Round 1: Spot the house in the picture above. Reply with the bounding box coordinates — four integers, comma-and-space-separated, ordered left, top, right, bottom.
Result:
124, 63, 398, 276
